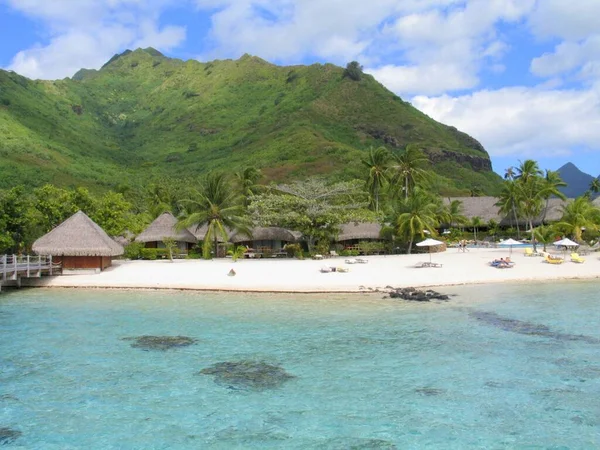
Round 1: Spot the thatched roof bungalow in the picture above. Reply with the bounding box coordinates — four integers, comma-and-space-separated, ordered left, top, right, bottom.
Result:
32, 211, 123, 271
337, 222, 383, 245
187, 224, 232, 243
443, 197, 569, 227
135, 212, 196, 251
230, 227, 296, 254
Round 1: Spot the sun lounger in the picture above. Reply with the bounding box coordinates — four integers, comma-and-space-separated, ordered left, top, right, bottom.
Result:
544, 255, 564, 265
345, 259, 357, 264
415, 261, 443, 268
336, 267, 349, 273
355, 258, 368, 264
313, 254, 324, 260
570, 252, 585, 263
320, 266, 332, 273
489, 260, 515, 268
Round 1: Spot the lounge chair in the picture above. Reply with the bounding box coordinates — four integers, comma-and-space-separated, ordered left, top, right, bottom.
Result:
345, 259, 357, 264
336, 267, 349, 273
415, 261, 442, 268
545, 255, 564, 265
330, 250, 339, 257
320, 266, 332, 273
489, 259, 515, 268
524, 248, 535, 257
355, 258, 368, 264
313, 254, 324, 260
570, 252, 585, 263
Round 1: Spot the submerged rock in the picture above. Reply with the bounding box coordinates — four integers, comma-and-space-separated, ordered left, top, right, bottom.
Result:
122, 335, 197, 351
469, 311, 600, 343
415, 387, 446, 396
387, 287, 450, 302
0, 427, 21, 445
199, 360, 295, 390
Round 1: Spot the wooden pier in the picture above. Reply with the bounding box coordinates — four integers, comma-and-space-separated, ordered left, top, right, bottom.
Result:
0, 255, 60, 291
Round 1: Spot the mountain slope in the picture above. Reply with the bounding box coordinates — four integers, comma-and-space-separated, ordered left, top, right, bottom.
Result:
557, 163, 596, 198
0, 48, 501, 194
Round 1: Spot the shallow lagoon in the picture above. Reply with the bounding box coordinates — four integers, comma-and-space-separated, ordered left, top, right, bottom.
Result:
1, 282, 599, 449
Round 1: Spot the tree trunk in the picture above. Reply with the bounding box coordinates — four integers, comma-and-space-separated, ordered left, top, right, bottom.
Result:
542, 198, 549, 224
530, 219, 537, 252
407, 237, 413, 254
405, 177, 409, 200
214, 233, 218, 259
375, 183, 379, 213
512, 205, 520, 238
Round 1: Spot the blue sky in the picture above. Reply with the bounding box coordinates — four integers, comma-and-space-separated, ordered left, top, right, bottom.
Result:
2, 0, 600, 178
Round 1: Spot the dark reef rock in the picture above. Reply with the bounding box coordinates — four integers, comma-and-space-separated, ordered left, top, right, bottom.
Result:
469, 311, 600, 343
387, 287, 450, 302
199, 360, 295, 390
0, 427, 21, 445
315, 438, 398, 449
122, 335, 197, 351
415, 387, 446, 396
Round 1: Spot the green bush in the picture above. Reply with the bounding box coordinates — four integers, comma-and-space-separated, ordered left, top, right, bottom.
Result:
140, 248, 158, 260
124, 242, 144, 259
284, 243, 303, 258
340, 249, 359, 257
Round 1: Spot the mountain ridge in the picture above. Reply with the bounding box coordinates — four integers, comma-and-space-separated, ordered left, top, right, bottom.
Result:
0, 48, 501, 194
557, 162, 598, 198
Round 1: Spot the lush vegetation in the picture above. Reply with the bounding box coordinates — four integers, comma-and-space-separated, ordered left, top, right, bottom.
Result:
0, 48, 501, 195
2, 155, 600, 258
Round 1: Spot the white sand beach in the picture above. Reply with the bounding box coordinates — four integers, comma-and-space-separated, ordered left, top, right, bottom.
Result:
21, 248, 600, 292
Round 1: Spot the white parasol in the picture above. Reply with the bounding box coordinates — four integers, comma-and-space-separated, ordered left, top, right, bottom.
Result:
416, 238, 444, 263
499, 238, 521, 255
554, 238, 579, 258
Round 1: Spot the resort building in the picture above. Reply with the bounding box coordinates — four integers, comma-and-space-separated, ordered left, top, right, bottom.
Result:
443, 197, 568, 227
337, 222, 383, 250
230, 227, 297, 257
135, 212, 197, 251
32, 210, 124, 271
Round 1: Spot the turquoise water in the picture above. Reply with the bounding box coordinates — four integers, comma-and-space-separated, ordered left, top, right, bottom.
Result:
1, 283, 599, 449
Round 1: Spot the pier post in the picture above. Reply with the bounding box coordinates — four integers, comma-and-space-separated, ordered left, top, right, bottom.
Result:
12, 254, 17, 281
27, 255, 30, 277
1, 255, 5, 282
49, 255, 53, 276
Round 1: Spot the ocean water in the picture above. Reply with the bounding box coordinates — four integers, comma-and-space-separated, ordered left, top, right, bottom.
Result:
1, 283, 599, 449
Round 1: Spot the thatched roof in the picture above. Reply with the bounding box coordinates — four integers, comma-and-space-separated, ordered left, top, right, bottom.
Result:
135, 212, 196, 244
443, 197, 569, 226
187, 224, 232, 242
231, 227, 297, 243
33, 211, 124, 257
338, 222, 382, 241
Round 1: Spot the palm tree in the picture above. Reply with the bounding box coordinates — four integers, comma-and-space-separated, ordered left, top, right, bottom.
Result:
588, 177, 600, 197
533, 225, 557, 252
388, 144, 430, 200
361, 146, 390, 212
516, 159, 543, 183
496, 181, 522, 238
555, 196, 600, 242
440, 199, 467, 228
234, 167, 262, 207
470, 216, 483, 241
390, 189, 439, 254
504, 166, 516, 180
540, 169, 567, 223
178, 172, 251, 258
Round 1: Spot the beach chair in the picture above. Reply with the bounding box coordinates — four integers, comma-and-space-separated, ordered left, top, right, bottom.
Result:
524, 248, 535, 257
544, 255, 564, 265
345, 259, 357, 264
336, 267, 349, 273
329, 250, 339, 257
570, 252, 585, 263
320, 266, 332, 273
355, 258, 368, 264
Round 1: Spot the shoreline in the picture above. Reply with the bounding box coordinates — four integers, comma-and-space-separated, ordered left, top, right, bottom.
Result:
10, 248, 599, 294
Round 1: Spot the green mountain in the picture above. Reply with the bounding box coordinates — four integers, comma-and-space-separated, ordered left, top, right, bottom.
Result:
0, 47, 501, 194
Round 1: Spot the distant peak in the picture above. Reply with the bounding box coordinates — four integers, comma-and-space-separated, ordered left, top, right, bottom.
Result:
100, 48, 165, 69
558, 162, 580, 171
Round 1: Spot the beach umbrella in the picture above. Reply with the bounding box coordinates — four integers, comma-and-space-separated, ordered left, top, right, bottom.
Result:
416, 238, 444, 263
499, 238, 521, 255
554, 238, 578, 258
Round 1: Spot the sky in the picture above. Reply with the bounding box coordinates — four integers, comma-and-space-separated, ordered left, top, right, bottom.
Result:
1, 0, 600, 177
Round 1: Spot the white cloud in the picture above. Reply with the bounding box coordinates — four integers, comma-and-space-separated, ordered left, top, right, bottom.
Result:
412, 86, 600, 158
367, 63, 478, 96
3, 0, 186, 79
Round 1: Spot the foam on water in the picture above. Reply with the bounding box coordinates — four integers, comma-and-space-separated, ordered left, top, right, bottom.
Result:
1, 283, 599, 449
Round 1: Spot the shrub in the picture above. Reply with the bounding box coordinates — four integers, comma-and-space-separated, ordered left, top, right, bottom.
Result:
124, 242, 144, 259
140, 248, 158, 260
284, 243, 303, 258
343, 61, 363, 81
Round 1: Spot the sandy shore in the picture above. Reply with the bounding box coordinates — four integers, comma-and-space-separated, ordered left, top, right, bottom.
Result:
18, 248, 600, 293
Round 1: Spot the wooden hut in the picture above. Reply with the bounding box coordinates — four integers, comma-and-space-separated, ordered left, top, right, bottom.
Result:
337, 222, 383, 249
135, 212, 196, 251
32, 211, 124, 271
230, 227, 296, 255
